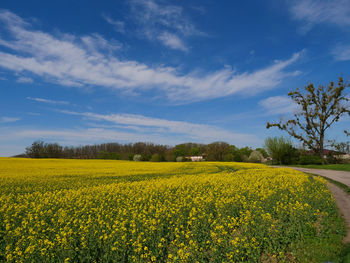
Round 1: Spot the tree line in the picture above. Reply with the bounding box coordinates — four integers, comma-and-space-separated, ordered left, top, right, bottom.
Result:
23, 140, 269, 162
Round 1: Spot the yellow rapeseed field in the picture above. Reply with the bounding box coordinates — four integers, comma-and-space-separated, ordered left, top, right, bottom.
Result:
0, 158, 345, 262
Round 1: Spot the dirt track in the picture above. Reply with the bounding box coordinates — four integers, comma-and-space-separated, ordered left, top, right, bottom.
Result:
285, 167, 350, 243
286, 167, 350, 188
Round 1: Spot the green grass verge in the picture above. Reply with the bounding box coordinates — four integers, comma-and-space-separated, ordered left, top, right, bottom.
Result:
290, 164, 350, 172
306, 172, 350, 262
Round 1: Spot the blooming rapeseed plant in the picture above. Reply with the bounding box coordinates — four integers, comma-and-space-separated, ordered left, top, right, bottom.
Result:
0, 158, 344, 262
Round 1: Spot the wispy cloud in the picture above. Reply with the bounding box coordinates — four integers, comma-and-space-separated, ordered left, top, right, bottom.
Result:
0, 10, 301, 103
102, 14, 125, 34
331, 43, 350, 61
58, 110, 260, 145
0, 116, 20, 123
26, 97, 70, 105
158, 32, 187, 52
16, 76, 33, 83
127, 0, 203, 51
259, 95, 299, 115
289, 0, 350, 32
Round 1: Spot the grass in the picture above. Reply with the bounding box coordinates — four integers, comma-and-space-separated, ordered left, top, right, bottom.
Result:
288, 163, 350, 172
305, 172, 350, 263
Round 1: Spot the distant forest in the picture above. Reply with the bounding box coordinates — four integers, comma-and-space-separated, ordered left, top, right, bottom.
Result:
21, 141, 268, 162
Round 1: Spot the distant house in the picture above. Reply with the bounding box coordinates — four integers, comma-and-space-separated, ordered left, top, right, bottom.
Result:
186, 156, 204, 162
341, 154, 350, 160
306, 149, 347, 159
262, 157, 273, 163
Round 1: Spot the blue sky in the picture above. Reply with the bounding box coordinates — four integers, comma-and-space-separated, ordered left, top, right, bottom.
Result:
0, 0, 350, 156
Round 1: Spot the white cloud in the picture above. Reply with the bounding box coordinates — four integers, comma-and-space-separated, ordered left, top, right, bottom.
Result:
16, 76, 33, 83
130, 0, 201, 35
58, 110, 260, 145
259, 95, 299, 115
0, 10, 301, 103
26, 97, 70, 105
128, 0, 203, 51
0, 116, 20, 123
81, 33, 122, 53
289, 0, 350, 32
102, 14, 125, 33
158, 32, 187, 52
331, 43, 350, 61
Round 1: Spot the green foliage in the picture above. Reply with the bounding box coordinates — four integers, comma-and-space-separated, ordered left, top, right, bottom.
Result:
25, 141, 63, 158
206, 142, 230, 161
264, 137, 298, 165
98, 151, 120, 160
299, 155, 323, 165
150, 153, 163, 162
223, 153, 235, 162
267, 77, 350, 156
176, 156, 184, 162
248, 150, 264, 163
232, 147, 253, 162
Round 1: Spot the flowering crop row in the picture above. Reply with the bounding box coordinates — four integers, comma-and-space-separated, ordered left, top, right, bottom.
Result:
0, 158, 345, 262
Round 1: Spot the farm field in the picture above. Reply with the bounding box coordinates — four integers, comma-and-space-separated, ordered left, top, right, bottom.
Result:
0, 158, 346, 262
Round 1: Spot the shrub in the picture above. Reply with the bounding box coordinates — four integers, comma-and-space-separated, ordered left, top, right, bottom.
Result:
151, 153, 163, 162
98, 151, 120, 160
299, 155, 323, 165
133, 154, 142, 161
255, 148, 268, 158
176, 156, 184, 162
264, 137, 298, 165
248, 151, 264, 163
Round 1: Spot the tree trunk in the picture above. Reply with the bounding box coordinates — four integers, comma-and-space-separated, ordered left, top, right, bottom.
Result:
319, 132, 325, 162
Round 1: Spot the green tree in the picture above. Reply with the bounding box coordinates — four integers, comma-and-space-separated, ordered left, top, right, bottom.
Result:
25, 141, 44, 158
267, 77, 350, 157
151, 153, 163, 162
206, 142, 230, 161
264, 137, 297, 165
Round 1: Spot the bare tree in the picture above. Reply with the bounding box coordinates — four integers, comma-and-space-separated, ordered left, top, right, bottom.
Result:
267, 77, 350, 157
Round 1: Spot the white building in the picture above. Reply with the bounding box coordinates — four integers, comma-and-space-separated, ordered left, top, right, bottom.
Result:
189, 156, 204, 162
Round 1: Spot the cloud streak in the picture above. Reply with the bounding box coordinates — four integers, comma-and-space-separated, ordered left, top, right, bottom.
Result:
103, 14, 125, 34
128, 0, 202, 51
26, 97, 70, 105
16, 76, 33, 83
58, 110, 260, 145
289, 0, 350, 32
331, 43, 350, 61
259, 95, 299, 115
0, 10, 301, 103
0, 116, 20, 123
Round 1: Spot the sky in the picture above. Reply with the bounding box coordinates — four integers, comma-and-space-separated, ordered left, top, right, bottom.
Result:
0, 0, 350, 156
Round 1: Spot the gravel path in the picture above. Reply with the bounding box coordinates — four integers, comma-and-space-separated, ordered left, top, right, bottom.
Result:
280, 167, 350, 243
285, 167, 350, 188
